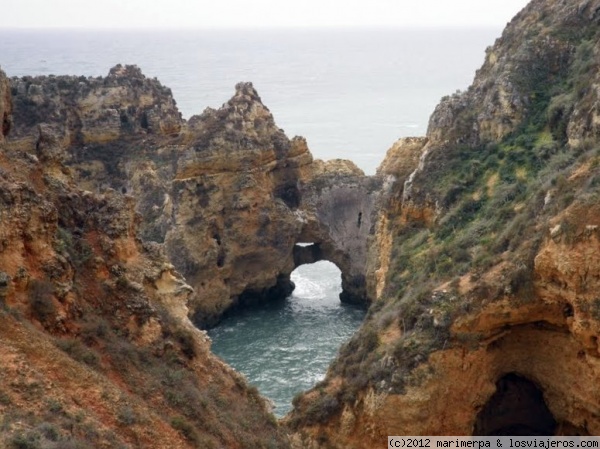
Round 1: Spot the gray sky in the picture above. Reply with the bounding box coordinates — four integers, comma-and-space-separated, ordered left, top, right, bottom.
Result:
4, 0, 531, 29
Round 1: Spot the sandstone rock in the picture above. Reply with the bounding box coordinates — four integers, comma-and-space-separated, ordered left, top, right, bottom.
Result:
376, 137, 428, 179
165, 82, 380, 324
9, 64, 182, 149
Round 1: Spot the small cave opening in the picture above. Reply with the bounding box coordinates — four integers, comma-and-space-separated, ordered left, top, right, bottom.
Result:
216, 249, 226, 268
474, 373, 557, 436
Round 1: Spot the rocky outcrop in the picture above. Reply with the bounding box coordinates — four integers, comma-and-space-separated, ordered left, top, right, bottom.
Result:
289, 0, 600, 445
366, 137, 428, 300
404, 0, 599, 213
8, 72, 380, 327
9, 64, 181, 144
167, 84, 379, 323
155, 82, 308, 324
0, 68, 289, 448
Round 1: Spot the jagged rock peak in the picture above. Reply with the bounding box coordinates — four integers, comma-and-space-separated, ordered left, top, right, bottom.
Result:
234, 81, 262, 102
104, 64, 164, 91
226, 81, 271, 116
108, 63, 145, 78
189, 81, 272, 128
185, 81, 286, 158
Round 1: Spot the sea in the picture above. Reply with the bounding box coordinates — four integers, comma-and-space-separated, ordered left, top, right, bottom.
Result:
0, 27, 501, 416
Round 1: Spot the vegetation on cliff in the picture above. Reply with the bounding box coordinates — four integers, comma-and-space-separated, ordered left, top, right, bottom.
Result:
289, 0, 600, 444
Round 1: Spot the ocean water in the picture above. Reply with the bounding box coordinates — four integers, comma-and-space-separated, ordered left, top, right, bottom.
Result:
0, 27, 501, 416
208, 262, 365, 416
0, 27, 500, 174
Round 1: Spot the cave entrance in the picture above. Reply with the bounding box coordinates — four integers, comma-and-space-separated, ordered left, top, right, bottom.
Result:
474, 373, 557, 436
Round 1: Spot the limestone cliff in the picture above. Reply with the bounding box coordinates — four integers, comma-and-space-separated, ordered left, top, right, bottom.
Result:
289, 0, 600, 445
9, 71, 380, 327
0, 69, 289, 448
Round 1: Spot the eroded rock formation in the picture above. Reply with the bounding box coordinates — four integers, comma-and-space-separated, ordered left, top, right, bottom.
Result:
8, 71, 380, 327
0, 69, 10, 140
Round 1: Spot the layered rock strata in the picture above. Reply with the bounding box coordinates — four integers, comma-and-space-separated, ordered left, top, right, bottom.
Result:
7, 0, 600, 442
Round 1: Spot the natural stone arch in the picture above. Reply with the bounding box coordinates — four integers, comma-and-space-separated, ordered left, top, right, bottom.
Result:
291, 239, 364, 305
293, 166, 383, 306
229, 167, 381, 316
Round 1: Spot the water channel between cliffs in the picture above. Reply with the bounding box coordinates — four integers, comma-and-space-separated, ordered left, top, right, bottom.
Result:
207, 261, 366, 417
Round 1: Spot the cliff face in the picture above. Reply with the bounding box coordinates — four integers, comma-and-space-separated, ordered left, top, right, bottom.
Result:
3, 60, 387, 445
0, 68, 290, 448
289, 0, 600, 445
9, 71, 380, 327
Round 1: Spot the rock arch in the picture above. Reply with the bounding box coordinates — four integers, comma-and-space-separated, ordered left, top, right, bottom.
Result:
229, 170, 382, 317
290, 170, 382, 306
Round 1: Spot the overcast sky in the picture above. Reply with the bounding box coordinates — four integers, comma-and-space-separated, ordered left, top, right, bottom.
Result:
3, 0, 531, 29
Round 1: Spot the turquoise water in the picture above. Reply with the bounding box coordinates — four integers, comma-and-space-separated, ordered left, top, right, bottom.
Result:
208, 262, 366, 417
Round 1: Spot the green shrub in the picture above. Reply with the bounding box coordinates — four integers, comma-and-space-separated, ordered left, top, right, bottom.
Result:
117, 406, 137, 426
300, 393, 340, 426
36, 422, 59, 442
45, 399, 63, 414
55, 339, 100, 368
173, 328, 197, 359
9, 432, 41, 449
55, 228, 93, 270
0, 389, 12, 406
